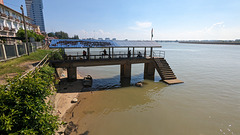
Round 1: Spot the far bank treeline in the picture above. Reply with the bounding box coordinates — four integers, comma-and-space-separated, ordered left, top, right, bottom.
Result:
48, 31, 79, 39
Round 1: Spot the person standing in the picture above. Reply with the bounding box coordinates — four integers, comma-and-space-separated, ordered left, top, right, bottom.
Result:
128, 50, 131, 58
83, 50, 87, 59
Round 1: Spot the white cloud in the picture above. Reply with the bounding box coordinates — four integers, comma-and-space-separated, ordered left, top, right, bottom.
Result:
129, 21, 152, 31
205, 22, 225, 32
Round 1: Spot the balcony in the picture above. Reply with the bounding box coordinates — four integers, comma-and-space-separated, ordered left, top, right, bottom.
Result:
3, 27, 9, 31
8, 16, 14, 20
0, 13, 7, 18
15, 19, 20, 22
10, 28, 16, 32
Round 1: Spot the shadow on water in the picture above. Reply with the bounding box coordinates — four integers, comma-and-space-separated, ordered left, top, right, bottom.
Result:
56, 73, 163, 93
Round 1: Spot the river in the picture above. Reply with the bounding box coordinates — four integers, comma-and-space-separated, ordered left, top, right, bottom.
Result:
66, 42, 240, 135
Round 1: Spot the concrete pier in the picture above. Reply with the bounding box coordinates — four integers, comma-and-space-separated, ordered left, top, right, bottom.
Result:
144, 62, 155, 80
120, 62, 131, 87
67, 67, 77, 81
50, 46, 183, 86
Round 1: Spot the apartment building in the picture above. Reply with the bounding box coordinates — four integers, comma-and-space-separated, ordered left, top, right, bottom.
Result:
25, 0, 45, 32
0, 3, 37, 37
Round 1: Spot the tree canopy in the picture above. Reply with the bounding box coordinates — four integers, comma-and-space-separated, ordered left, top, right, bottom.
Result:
47, 31, 79, 39
55, 31, 69, 39
48, 32, 55, 37
16, 28, 45, 42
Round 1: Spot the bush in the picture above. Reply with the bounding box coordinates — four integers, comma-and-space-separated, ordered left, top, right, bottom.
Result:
0, 65, 60, 134
49, 49, 64, 60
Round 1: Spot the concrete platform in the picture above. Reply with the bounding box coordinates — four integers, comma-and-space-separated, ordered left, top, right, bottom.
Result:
163, 79, 184, 85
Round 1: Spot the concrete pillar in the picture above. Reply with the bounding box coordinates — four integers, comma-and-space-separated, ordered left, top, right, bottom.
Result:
31, 43, 34, 52
87, 48, 90, 60
133, 47, 135, 58
24, 43, 27, 54
1, 44, 7, 60
67, 67, 77, 81
144, 47, 146, 57
14, 43, 19, 57
120, 62, 131, 87
144, 62, 155, 80
112, 47, 114, 58
150, 47, 153, 58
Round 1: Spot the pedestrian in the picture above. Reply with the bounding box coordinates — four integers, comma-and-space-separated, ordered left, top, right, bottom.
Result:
128, 50, 131, 58
103, 49, 107, 55
83, 50, 87, 59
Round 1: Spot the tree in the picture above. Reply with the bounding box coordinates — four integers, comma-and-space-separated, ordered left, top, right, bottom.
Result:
72, 35, 79, 39
48, 32, 55, 37
55, 31, 69, 39
16, 28, 45, 42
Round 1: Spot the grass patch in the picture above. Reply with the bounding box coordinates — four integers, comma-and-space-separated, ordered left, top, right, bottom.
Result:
0, 49, 53, 76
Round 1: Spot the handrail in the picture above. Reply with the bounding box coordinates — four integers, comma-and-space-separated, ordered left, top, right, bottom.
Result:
19, 54, 49, 79
153, 50, 165, 58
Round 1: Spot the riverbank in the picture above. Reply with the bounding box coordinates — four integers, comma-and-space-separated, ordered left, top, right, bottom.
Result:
54, 68, 87, 134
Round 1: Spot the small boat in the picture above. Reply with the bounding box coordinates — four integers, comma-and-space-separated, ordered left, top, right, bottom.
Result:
83, 75, 92, 87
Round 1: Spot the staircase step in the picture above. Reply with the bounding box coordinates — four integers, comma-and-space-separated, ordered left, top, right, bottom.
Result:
163, 77, 177, 80
162, 73, 175, 76
160, 68, 173, 71
162, 74, 175, 77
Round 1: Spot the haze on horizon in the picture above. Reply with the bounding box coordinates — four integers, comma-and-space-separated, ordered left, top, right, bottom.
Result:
6, 0, 240, 40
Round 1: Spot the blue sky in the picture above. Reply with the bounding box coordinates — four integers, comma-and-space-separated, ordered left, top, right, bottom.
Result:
4, 0, 240, 40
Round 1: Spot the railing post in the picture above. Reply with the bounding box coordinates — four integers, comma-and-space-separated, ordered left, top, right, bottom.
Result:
87, 47, 90, 60
144, 47, 146, 58
14, 43, 19, 57
1, 43, 7, 60
112, 47, 114, 58
31, 43, 34, 52
150, 47, 153, 58
128, 47, 129, 58
24, 43, 27, 55
133, 47, 135, 58
108, 47, 111, 58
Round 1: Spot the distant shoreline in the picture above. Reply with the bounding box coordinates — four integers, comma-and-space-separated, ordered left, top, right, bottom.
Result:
178, 41, 240, 45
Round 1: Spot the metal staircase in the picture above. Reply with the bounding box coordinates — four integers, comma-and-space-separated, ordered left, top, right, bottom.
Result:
153, 58, 183, 84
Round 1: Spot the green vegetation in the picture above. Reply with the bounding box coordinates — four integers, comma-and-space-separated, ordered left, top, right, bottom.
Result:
0, 49, 53, 76
54, 31, 69, 39
49, 49, 64, 61
0, 65, 60, 134
16, 28, 45, 42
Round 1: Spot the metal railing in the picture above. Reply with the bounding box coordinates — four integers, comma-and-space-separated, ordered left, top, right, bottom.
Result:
64, 50, 165, 60
19, 54, 49, 79
0, 42, 43, 62
153, 50, 165, 58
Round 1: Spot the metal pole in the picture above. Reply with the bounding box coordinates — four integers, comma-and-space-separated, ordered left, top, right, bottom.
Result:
20, 5, 29, 56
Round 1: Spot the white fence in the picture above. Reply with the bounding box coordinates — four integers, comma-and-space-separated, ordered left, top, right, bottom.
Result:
0, 42, 43, 61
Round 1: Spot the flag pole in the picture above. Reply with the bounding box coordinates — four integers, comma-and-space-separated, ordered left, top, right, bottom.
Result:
151, 28, 153, 41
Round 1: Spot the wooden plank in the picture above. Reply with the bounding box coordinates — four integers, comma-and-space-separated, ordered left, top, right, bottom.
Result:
163, 79, 184, 85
